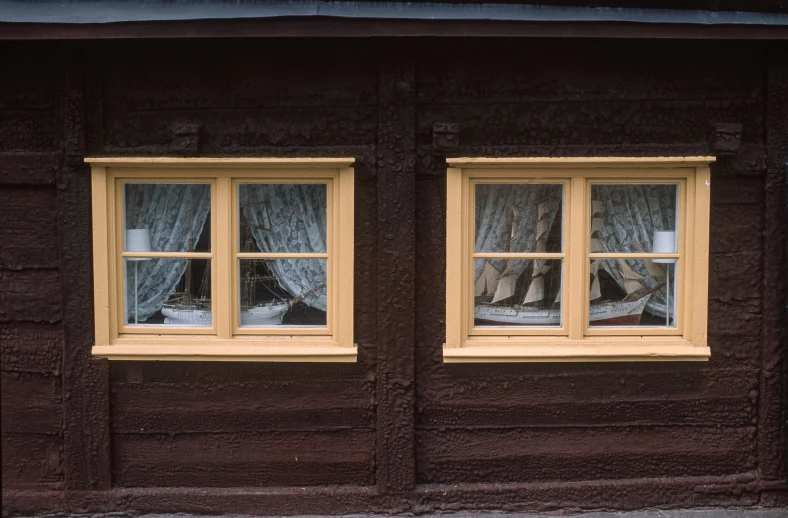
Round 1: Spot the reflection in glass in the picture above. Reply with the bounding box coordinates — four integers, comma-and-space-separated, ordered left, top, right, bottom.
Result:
124, 258, 212, 326
475, 183, 563, 253
589, 258, 676, 328
474, 258, 562, 327
238, 183, 327, 253
239, 259, 327, 327
124, 183, 211, 252
589, 183, 678, 254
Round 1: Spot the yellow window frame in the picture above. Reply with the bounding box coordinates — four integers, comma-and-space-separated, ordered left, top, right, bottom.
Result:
88, 157, 355, 362
445, 157, 714, 363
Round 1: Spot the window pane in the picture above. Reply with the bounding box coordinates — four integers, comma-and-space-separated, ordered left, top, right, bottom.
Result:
475, 183, 563, 253
589, 258, 676, 328
238, 183, 327, 253
239, 258, 327, 328
474, 258, 562, 327
590, 183, 678, 254
124, 258, 211, 326
124, 183, 211, 253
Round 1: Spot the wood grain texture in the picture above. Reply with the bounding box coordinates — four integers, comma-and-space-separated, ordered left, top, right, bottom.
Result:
112, 430, 374, 487
2, 37, 787, 514
59, 52, 112, 491
0, 322, 63, 374
0, 186, 59, 269
416, 426, 757, 483
758, 43, 788, 481
1, 371, 62, 435
375, 57, 417, 495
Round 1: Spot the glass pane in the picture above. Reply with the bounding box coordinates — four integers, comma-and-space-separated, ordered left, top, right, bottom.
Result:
474, 183, 563, 253
474, 258, 562, 327
238, 183, 327, 253
589, 258, 676, 328
589, 183, 678, 254
239, 258, 327, 328
124, 183, 211, 253
124, 258, 211, 326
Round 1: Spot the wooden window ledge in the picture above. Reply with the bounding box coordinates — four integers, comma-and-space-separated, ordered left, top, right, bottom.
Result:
92, 344, 357, 362
443, 342, 710, 363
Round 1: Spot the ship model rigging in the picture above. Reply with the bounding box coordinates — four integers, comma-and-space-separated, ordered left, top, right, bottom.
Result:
474, 199, 662, 326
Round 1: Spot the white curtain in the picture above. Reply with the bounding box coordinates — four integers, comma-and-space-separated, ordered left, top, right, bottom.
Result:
474, 184, 562, 282
123, 183, 210, 322
593, 184, 676, 318
239, 184, 328, 311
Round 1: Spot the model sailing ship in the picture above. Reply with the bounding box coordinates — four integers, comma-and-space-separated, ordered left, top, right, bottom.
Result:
474, 200, 658, 326
161, 198, 320, 326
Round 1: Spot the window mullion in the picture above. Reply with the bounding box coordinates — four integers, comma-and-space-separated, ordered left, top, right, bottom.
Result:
568, 176, 586, 340
215, 177, 233, 339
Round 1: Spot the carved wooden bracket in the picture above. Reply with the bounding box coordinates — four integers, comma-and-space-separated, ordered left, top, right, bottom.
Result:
712, 123, 742, 155
172, 123, 201, 154
433, 122, 459, 151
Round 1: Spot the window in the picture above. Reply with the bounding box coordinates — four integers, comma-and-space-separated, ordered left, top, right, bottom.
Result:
445, 157, 714, 362
88, 158, 355, 362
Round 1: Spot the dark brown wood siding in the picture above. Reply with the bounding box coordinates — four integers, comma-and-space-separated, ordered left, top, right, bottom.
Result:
1, 37, 786, 514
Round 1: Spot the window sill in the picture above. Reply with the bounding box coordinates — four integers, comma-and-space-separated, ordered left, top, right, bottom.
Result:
443, 341, 710, 363
92, 344, 357, 362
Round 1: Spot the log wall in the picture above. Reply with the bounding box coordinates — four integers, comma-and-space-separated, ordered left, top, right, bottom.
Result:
1, 38, 786, 515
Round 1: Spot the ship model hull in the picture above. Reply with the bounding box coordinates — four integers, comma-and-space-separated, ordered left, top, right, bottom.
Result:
474, 295, 651, 327
162, 302, 289, 326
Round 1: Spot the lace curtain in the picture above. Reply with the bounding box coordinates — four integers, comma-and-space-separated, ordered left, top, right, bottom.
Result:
593, 184, 676, 318
473, 183, 675, 318
474, 184, 562, 282
240, 184, 328, 311
124, 183, 211, 322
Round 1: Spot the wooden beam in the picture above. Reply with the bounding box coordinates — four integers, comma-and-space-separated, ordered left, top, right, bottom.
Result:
59, 49, 112, 491
375, 57, 416, 495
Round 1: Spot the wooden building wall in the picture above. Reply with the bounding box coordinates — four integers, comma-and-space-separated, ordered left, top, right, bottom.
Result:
1, 38, 787, 514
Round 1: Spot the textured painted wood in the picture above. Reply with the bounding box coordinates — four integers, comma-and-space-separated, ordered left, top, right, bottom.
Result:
758, 43, 788, 482
112, 430, 374, 487
0, 322, 63, 374
375, 57, 417, 495
110, 379, 374, 433
1, 37, 787, 514
0, 186, 59, 269
0, 152, 58, 185
59, 53, 112, 491
416, 427, 757, 483
1, 372, 62, 435
0, 269, 61, 323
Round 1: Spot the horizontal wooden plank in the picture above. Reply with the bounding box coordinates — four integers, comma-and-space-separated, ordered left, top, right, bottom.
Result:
416, 426, 756, 483
417, 99, 764, 147
111, 379, 374, 433
707, 335, 761, 368
0, 111, 57, 153
1, 371, 61, 434
708, 298, 762, 337
0, 269, 61, 323
420, 395, 755, 429
710, 205, 763, 254
710, 177, 763, 205
419, 368, 758, 429
708, 252, 762, 302
1, 433, 63, 487
104, 53, 377, 111
112, 430, 374, 487
0, 322, 63, 374
103, 106, 376, 152
0, 186, 58, 269
0, 152, 57, 185
416, 41, 763, 104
